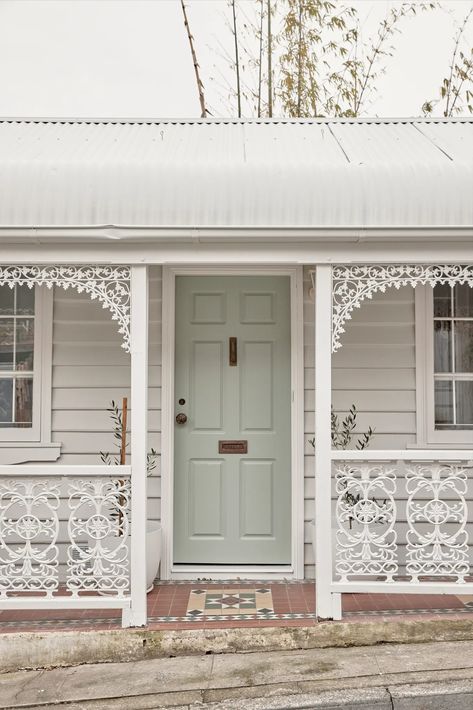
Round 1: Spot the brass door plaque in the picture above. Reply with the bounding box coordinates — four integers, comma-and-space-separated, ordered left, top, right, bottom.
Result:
219, 440, 248, 454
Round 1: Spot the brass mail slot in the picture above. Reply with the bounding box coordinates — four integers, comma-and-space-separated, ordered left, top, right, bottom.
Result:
219, 440, 248, 454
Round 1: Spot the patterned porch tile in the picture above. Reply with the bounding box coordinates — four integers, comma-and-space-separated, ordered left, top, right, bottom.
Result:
186, 588, 274, 617
456, 595, 473, 607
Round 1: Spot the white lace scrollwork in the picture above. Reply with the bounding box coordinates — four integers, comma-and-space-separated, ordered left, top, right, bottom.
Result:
335, 463, 398, 581
0, 265, 131, 351
406, 464, 470, 583
67, 478, 131, 596
0, 479, 60, 597
332, 264, 473, 352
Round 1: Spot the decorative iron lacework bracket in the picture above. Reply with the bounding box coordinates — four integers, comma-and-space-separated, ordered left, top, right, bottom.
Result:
330, 264, 473, 352
0, 265, 131, 352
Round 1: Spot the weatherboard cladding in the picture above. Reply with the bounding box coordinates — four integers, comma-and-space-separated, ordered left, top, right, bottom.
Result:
0, 118, 472, 228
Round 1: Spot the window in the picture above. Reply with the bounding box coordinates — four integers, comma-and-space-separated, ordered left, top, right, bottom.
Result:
416, 284, 473, 447
0, 284, 35, 429
0, 283, 59, 462
433, 284, 473, 431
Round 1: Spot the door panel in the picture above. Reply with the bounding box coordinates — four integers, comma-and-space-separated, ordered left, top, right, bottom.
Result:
191, 342, 223, 430
174, 275, 291, 564
188, 460, 224, 537
239, 460, 274, 537
240, 292, 275, 323
240, 341, 274, 431
191, 292, 226, 324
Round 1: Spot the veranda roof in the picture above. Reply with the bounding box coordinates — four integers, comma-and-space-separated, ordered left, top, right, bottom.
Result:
0, 117, 472, 238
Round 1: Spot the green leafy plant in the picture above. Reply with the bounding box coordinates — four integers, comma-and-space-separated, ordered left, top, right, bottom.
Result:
204, 0, 436, 118
423, 6, 473, 116
309, 403, 374, 451
100, 399, 158, 475
310, 404, 387, 528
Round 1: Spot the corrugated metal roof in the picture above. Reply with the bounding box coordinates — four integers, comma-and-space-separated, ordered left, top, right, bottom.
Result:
0, 117, 472, 231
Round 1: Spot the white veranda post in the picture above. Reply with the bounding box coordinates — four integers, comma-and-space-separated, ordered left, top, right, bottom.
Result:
314, 265, 342, 620
125, 265, 149, 627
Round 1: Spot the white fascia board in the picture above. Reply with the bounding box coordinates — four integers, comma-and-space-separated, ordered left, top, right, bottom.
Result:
1, 241, 473, 266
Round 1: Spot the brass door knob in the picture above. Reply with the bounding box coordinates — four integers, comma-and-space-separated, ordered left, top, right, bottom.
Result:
175, 413, 187, 424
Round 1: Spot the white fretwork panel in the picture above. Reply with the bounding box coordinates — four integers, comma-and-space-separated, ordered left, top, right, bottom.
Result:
331, 263, 473, 352
0, 477, 131, 598
67, 478, 131, 596
0, 479, 60, 597
334, 463, 398, 581
406, 464, 470, 582
0, 265, 131, 351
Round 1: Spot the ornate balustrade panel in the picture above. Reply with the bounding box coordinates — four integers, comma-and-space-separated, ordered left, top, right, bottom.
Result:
67, 478, 131, 596
405, 463, 469, 582
0, 471, 131, 600
0, 479, 60, 597
332, 456, 473, 585
335, 463, 398, 582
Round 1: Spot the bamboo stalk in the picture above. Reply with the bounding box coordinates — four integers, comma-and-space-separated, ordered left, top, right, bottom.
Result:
120, 397, 128, 466
118, 396, 128, 535
180, 0, 208, 118
296, 0, 303, 117
232, 0, 242, 117
257, 0, 264, 117
267, 0, 273, 117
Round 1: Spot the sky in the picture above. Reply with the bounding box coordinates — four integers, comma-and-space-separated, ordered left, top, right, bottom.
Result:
0, 0, 472, 118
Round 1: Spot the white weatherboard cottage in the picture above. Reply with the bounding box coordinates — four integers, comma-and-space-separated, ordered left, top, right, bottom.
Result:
0, 117, 472, 626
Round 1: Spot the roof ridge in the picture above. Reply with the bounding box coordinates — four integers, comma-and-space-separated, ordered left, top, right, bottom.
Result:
0, 116, 472, 125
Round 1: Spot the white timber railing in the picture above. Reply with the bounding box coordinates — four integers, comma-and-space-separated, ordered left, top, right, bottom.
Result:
321, 450, 473, 618
0, 465, 136, 625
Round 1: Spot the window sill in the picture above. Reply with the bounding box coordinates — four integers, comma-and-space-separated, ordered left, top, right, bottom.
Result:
0, 442, 62, 465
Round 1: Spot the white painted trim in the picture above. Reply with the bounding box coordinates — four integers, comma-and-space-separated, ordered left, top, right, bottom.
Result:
39, 287, 54, 444
172, 565, 294, 580
161, 266, 175, 581
0, 464, 131, 476
331, 450, 473, 461
3, 245, 473, 267
314, 265, 342, 620
415, 285, 473, 447
128, 265, 149, 628
291, 266, 305, 579
332, 581, 473, 595
414, 285, 429, 447
0, 597, 131, 611
161, 265, 305, 581
0, 443, 61, 464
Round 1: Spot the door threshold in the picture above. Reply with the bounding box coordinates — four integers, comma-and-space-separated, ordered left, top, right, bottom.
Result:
170, 565, 295, 581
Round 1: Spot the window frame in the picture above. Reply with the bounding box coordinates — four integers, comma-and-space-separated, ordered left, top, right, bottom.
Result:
415, 284, 473, 447
0, 285, 58, 461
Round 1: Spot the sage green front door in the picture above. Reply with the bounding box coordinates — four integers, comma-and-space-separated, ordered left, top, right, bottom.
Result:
174, 275, 291, 564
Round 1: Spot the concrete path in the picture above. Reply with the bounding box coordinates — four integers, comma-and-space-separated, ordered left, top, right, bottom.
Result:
1, 639, 473, 709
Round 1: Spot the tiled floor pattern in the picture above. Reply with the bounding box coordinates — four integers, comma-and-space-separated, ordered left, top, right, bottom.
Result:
186, 588, 274, 617
2, 582, 473, 633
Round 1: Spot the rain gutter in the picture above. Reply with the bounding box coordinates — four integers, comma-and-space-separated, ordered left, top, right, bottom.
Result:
0, 225, 472, 244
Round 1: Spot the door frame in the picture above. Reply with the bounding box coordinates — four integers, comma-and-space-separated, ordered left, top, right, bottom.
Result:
161, 265, 304, 580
